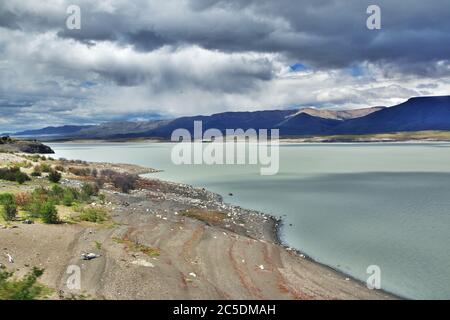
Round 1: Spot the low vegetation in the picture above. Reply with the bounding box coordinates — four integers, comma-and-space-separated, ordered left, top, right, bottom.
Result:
113, 236, 160, 257
0, 182, 107, 224
101, 169, 138, 193
0, 267, 49, 300
181, 208, 226, 224
0, 167, 31, 184
48, 170, 62, 183
77, 207, 108, 223
0, 193, 17, 221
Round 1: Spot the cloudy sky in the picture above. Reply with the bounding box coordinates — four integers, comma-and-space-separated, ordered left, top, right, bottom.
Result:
1, 0, 449, 131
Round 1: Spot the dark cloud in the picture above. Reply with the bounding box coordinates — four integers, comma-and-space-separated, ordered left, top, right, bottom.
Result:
3, 1, 450, 72
0, 0, 449, 131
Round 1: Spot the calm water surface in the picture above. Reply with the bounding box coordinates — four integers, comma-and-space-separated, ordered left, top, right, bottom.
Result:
48, 142, 450, 299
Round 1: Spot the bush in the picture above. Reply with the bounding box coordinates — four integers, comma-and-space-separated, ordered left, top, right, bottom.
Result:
94, 177, 106, 189
68, 167, 91, 176
62, 190, 75, 206
48, 170, 62, 183
113, 173, 138, 193
0, 194, 17, 221
0, 267, 47, 300
26, 199, 43, 219
0, 193, 15, 204
40, 163, 52, 173
51, 185, 64, 199
78, 207, 107, 223
15, 171, 30, 184
81, 183, 98, 199
54, 165, 65, 172
99, 169, 138, 193
40, 201, 59, 224
31, 166, 42, 177
14, 192, 32, 207
0, 167, 30, 184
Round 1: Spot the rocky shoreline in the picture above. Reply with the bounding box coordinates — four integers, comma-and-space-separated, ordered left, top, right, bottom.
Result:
0, 152, 396, 300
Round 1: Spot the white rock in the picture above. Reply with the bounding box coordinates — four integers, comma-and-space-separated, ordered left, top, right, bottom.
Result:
131, 259, 154, 268
5, 253, 14, 263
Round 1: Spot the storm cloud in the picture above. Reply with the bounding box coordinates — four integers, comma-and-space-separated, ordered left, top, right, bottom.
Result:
0, 0, 449, 131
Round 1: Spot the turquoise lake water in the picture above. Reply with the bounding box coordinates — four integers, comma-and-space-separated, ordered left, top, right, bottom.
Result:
48, 142, 450, 299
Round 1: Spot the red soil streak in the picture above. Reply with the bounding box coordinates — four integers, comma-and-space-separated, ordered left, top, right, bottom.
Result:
262, 243, 313, 300
180, 226, 231, 299
182, 226, 205, 261
228, 238, 264, 299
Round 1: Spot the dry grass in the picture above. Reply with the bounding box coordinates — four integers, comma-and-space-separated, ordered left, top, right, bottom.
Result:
180, 208, 226, 224
112, 236, 160, 257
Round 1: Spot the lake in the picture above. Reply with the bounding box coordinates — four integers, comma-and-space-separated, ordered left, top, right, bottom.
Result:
48, 142, 450, 299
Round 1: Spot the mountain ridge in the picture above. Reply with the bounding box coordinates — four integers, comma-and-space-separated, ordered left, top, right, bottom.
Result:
8, 96, 450, 140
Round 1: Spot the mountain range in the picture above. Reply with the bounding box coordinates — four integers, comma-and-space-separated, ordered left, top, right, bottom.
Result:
7, 96, 450, 140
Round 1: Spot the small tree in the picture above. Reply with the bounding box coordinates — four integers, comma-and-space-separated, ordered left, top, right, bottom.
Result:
40, 201, 59, 224
113, 173, 138, 193
48, 170, 62, 183
0, 267, 46, 300
62, 190, 75, 206
15, 171, 30, 185
0, 195, 17, 221
81, 183, 98, 200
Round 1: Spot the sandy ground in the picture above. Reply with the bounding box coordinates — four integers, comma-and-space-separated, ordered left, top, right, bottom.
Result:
0, 153, 395, 300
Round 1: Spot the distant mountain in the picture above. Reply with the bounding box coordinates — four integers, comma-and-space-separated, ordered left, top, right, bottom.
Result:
10, 96, 450, 139
74, 120, 171, 138
333, 96, 450, 134
134, 110, 296, 138
291, 106, 384, 120
13, 125, 92, 137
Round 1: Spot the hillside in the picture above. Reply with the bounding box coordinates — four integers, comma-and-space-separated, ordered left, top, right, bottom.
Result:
0, 136, 54, 154
8, 96, 450, 140
333, 96, 450, 134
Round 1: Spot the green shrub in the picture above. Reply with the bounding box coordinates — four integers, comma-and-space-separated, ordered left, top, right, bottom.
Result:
40, 163, 52, 173
78, 207, 107, 223
31, 166, 42, 177
0, 267, 47, 300
51, 185, 64, 199
0, 193, 17, 221
62, 190, 75, 206
26, 200, 43, 218
15, 171, 29, 184
40, 201, 59, 224
81, 183, 98, 200
48, 170, 62, 183
0, 167, 30, 184
0, 193, 15, 204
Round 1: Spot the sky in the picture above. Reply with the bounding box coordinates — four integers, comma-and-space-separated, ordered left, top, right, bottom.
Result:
1, 0, 450, 131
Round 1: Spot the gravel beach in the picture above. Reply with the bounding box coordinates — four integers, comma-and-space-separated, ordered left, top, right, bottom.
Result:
0, 153, 395, 300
